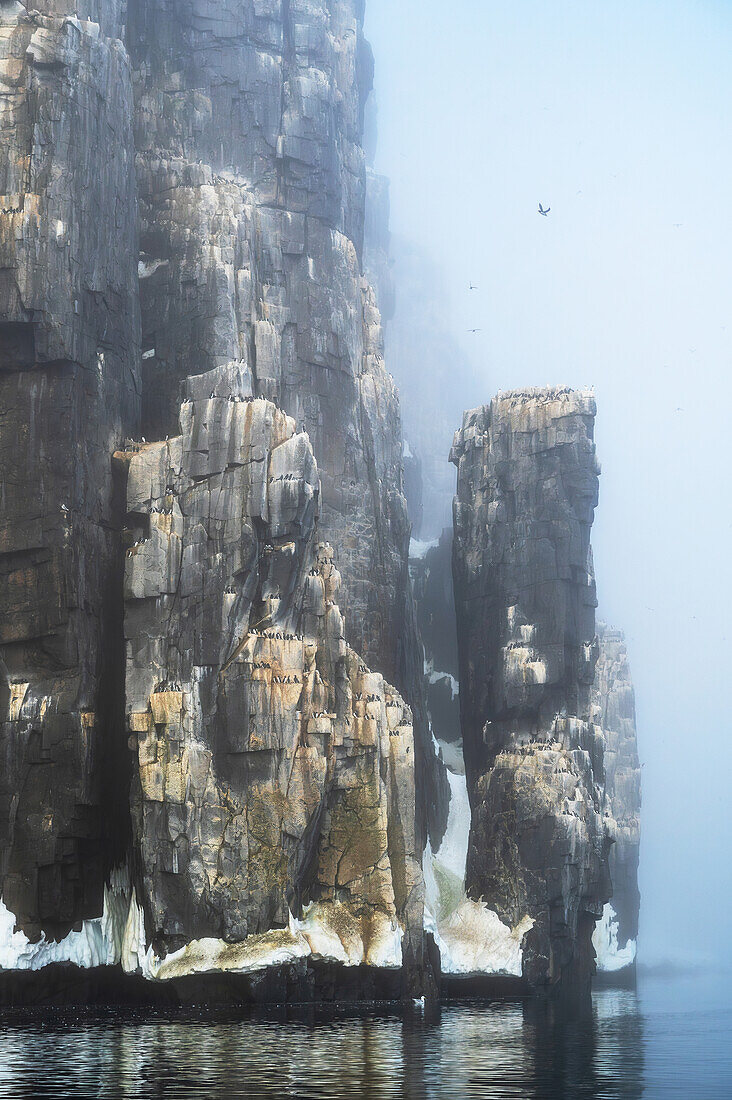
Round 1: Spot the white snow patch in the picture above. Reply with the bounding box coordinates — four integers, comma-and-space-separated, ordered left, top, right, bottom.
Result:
0, 867, 147, 973
592, 903, 637, 972
424, 755, 533, 977
409, 537, 439, 561
431, 901, 533, 977
138, 259, 169, 279
528, 661, 547, 684
504, 645, 547, 686
0, 882, 403, 982
151, 924, 310, 982
403, 438, 413, 459
427, 668, 459, 700
148, 901, 403, 981
142, 348, 155, 360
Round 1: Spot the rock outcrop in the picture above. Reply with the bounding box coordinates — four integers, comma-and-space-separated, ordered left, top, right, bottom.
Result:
0, 0, 640, 1009
116, 373, 425, 993
451, 388, 611, 994
127, 0, 445, 849
0, 0, 445, 992
0, 4, 140, 939
592, 624, 641, 978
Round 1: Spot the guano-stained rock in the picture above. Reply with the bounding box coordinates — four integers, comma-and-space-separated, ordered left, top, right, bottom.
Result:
118, 374, 425, 992
127, 0, 446, 849
0, 4, 139, 940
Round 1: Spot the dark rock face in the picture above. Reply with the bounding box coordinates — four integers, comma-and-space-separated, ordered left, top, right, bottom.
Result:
0, 6, 140, 939
127, 0, 444, 848
451, 388, 611, 993
0, 0, 639, 1009
0, 0, 449, 1002
592, 624, 641, 976
411, 531, 460, 746
119, 372, 426, 992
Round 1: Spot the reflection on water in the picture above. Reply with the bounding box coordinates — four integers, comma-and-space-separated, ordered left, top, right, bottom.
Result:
0, 972, 729, 1098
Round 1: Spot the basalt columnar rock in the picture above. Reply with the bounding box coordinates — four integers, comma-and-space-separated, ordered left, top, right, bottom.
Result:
591, 623, 641, 978
451, 388, 611, 994
117, 374, 426, 994
0, 4, 140, 939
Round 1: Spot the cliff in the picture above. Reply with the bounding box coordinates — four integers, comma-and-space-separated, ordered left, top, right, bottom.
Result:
0, 0, 446, 1000
451, 388, 611, 994
410, 531, 460, 749
116, 370, 425, 994
0, 0, 639, 1008
0, 5, 139, 940
591, 624, 641, 978
127, 0, 446, 851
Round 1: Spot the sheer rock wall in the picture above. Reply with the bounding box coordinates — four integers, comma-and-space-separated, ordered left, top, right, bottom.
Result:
0, 0, 443, 992
0, 4, 140, 939
451, 388, 611, 993
127, 0, 445, 848
118, 371, 425, 990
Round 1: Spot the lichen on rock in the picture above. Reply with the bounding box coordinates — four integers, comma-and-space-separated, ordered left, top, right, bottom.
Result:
118, 370, 424, 988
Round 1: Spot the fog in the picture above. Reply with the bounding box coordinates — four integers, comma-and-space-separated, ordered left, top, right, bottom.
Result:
365, 0, 732, 968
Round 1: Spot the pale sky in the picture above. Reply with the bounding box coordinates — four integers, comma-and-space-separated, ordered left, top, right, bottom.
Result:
365, 0, 732, 966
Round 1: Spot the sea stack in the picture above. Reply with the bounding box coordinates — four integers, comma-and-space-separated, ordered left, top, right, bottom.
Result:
451, 387, 611, 996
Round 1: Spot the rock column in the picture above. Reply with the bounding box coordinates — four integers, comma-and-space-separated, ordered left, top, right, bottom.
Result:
451, 387, 610, 993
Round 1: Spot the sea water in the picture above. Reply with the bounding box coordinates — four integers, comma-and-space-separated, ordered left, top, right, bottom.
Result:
0, 968, 729, 1098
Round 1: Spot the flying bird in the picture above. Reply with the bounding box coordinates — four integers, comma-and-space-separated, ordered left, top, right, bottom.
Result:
468, 328, 482, 334
538, 203, 550, 216
469, 283, 478, 291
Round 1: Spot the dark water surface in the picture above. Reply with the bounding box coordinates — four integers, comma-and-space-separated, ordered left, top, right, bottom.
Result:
0, 971, 729, 1098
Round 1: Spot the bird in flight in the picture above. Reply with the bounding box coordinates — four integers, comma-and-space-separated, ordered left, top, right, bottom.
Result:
469, 283, 478, 291
468, 328, 482, 334
538, 203, 550, 216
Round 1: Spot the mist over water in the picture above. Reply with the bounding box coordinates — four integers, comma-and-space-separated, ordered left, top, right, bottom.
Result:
364, 0, 732, 970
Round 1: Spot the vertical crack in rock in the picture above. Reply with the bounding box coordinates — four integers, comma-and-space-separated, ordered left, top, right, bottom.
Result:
127, 0, 445, 848
0, 6, 140, 940
0, 0, 444, 996
118, 369, 425, 992
451, 387, 611, 996
0, 0, 639, 1005
592, 623, 641, 977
